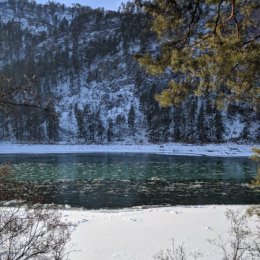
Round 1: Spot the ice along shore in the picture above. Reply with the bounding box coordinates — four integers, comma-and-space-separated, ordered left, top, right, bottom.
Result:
0, 142, 258, 157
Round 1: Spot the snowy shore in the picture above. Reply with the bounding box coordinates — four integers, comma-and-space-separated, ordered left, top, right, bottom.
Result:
0, 142, 258, 157
65, 205, 257, 260
1, 144, 259, 259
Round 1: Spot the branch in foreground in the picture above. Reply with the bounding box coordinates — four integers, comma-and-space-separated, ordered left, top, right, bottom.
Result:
0, 206, 73, 260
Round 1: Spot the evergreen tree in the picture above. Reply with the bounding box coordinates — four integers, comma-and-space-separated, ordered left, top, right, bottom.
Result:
173, 106, 181, 142
95, 110, 104, 143
115, 114, 126, 141
128, 105, 136, 136
0, 109, 9, 140
83, 105, 93, 142
197, 104, 207, 143
136, 0, 260, 107
214, 108, 223, 143
74, 105, 85, 140
186, 97, 198, 142
96, 119, 104, 143
107, 119, 114, 142
147, 102, 160, 142
46, 104, 59, 142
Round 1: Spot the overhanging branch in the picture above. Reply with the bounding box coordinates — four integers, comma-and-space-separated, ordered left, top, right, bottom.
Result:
0, 100, 48, 111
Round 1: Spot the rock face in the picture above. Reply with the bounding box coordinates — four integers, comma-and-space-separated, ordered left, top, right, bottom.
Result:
0, 0, 259, 143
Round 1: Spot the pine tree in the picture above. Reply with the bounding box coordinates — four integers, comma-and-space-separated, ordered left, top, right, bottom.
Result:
95, 110, 104, 143
74, 105, 85, 140
83, 105, 92, 142
173, 106, 181, 142
214, 109, 223, 143
128, 105, 136, 136
197, 104, 207, 143
136, 0, 260, 107
107, 120, 114, 142
46, 104, 59, 142
115, 114, 126, 141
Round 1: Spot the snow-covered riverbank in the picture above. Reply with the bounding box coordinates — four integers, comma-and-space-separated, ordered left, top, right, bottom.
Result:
1, 143, 259, 259
0, 142, 258, 157
64, 205, 257, 260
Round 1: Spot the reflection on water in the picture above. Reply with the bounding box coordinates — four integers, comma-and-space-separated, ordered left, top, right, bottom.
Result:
0, 153, 259, 208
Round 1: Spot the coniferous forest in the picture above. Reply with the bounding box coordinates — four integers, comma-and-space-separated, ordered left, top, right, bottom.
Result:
0, 0, 259, 143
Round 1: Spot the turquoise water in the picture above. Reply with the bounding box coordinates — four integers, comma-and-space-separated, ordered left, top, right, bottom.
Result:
0, 153, 259, 208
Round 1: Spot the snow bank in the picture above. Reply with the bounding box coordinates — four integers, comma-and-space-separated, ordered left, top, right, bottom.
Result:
64, 205, 257, 260
0, 142, 258, 157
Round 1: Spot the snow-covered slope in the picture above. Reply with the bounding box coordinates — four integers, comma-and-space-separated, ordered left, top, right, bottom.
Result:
0, 0, 259, 144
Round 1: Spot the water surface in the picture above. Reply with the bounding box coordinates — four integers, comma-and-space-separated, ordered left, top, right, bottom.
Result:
0, 153, 259, 208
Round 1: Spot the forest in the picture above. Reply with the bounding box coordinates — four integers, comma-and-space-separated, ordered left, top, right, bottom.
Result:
0, 0, 259, 143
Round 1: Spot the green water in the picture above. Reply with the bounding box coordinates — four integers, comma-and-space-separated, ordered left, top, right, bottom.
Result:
4, 154, 255, 181
0, 153, 259, 208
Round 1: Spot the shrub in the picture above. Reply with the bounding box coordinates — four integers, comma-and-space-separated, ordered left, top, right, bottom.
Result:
0, 164, 72, 260
155, 210, 260, 260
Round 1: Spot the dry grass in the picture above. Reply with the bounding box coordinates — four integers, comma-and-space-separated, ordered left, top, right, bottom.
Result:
0, 163, 12, 181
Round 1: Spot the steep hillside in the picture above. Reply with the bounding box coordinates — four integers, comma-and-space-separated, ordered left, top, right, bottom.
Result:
0, 0, 259, 143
